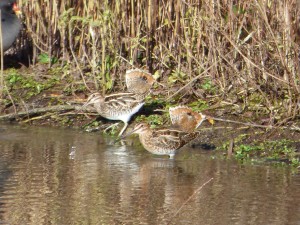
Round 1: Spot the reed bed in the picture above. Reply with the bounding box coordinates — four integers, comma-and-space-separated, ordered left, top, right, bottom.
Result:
16, 0, 300, 122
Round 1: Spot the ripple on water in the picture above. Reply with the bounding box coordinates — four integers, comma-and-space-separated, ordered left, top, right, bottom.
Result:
0, 125, 299, 224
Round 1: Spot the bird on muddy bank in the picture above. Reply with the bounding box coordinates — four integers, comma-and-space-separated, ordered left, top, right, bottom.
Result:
169, 105, 214, 132
125, 69, 156, 96
83, 69, 156, 136
0, 0, 21, 52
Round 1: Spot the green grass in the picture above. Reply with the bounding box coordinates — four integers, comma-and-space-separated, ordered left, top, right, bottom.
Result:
219, 138, 299, 167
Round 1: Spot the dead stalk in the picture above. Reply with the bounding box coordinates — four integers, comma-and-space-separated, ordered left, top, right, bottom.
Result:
2, 1, 299, 122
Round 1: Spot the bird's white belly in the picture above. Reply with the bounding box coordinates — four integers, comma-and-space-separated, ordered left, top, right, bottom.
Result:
105, 102, 144, 122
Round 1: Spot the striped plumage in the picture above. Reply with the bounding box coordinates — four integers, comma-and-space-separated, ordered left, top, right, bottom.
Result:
122, 123, 199, 159
169, 106, 214, 132
83, 69, 155, 136
83, 92, 145, 136
125, 69, 155, 96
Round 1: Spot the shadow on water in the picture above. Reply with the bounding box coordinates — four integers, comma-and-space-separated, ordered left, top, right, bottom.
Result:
0, 123, 299, 224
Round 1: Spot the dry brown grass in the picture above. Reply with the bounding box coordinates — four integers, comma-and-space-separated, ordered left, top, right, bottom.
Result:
16, 0, 300, 122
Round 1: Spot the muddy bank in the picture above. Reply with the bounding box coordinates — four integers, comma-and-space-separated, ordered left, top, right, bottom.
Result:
0, 65, 299, 167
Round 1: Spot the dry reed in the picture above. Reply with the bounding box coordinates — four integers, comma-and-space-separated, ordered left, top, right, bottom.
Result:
14, 0, 300, 122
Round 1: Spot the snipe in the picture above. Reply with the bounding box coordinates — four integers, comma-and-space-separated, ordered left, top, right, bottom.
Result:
125, 69, 155, 96
121, 123, 199, 159
83, 69, 155, 136
169, 106, 214, 132
83, 92, 145, 136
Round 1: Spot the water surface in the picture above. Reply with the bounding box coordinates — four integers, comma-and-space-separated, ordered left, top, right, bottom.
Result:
0, 124, 299, 224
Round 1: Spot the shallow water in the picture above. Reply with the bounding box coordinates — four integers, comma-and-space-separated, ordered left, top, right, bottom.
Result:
0, 124, 299, 225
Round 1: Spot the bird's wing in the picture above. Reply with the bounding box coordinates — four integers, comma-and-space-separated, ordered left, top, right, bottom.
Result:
153, 128, 199, 147
105, 92, 143, 110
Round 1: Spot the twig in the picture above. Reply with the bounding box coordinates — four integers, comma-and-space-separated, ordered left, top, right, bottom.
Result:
118, 55, 135, 68
68, 21, 90, 92
7, 90, 17, 114
211, 117, 273, 129
168, 177, 214, 224
220, 29, 288, 84
20, 112, 57, 123
211, 117, 300, 131
0, 105, 83, 121
58, 111, 98, 116
165, 65, 217, 101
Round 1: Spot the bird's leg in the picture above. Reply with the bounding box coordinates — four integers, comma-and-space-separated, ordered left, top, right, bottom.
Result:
169, 154, 175, 159
104, 122, 120, 134
118, 122, 128, 137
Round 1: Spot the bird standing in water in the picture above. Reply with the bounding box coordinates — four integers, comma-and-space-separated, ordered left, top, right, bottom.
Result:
121, 123, 199, 159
